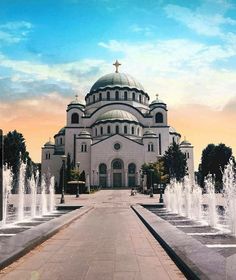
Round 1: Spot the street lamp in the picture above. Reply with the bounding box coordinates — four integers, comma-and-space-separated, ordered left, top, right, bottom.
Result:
76, 162, 80, 198
60, 155, 67, 204
159, 184, 164, 203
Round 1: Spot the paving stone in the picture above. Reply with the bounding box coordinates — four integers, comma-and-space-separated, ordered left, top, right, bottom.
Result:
1, 190, 185, 280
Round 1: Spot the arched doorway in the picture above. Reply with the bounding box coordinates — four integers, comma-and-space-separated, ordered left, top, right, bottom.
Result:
112, 159, 124, 187
128, 163, 136, 187
99, 163, 107, 187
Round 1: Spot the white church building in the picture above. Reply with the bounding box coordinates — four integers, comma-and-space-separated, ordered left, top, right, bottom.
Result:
41, 61, 194, 188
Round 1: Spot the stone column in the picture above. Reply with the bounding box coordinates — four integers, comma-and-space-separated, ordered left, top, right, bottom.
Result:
124, 169, 128, 187
107, 169, 111, 187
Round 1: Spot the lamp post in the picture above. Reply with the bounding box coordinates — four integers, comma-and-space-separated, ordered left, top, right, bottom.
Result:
76, 161, 80, 198
60, 155, 67, 204
159, 184, 164, 203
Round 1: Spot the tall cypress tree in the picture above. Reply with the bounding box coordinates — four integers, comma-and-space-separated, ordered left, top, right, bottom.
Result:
163, 142, 187, 182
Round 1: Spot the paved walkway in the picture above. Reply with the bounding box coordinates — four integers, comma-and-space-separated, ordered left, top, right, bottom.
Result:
0, 190, 185, 280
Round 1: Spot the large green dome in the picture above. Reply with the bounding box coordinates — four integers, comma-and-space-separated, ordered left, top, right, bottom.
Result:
96, 110, 138, 123
90, 72, 144, 93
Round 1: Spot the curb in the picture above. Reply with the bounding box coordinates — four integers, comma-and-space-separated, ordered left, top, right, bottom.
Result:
0, 205, 93, 270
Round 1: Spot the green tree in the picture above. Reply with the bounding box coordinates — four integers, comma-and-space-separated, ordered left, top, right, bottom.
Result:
141, 159, 169, 189
3, 130, 38, 193
198, 143, 233, 189
163, 142, 187, 182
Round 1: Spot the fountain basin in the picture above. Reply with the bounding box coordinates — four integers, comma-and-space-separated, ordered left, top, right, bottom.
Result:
132, 204, 236, 280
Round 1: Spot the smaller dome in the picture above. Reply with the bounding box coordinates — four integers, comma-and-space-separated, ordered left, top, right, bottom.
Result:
180, 139, 192, 146
44, 139, 54, 147
78, 130, 92, 139
96, 110, 138, 123
150, 94, 166, 108
58, 127, 65, 135
143, 130, 157, 138
169, 126, 176, 133
68, 94, 84, 107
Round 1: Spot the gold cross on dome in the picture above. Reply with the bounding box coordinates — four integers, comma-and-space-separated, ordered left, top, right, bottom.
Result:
156, 94, 159, 100
113, 60, 121, 73
75, 94, 78, 100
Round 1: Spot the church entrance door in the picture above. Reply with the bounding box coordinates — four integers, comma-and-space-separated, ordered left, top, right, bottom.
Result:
111, 159, 124, 187
113, 173, 122, 187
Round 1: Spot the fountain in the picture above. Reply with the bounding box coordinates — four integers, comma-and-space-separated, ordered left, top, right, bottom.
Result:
223, 158, 236, 235
2, 167, 12, 226
164, 159, 236, 236
2, 162, 56, 226
17, 163, 26, 221
205, 174, 218, 227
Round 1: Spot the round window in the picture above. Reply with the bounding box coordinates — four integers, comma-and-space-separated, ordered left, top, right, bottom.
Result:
114, 143, 121, 150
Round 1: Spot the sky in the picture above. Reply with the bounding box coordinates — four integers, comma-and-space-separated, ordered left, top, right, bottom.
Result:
0, 0, 236, 169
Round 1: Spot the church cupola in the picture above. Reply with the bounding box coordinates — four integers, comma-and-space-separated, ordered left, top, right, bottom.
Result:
67, 94, 85, 126
149, 94, 167, 126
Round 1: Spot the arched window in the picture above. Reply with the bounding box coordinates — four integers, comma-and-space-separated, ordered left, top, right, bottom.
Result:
116, 125, 119, 134
46, 152, 50, 160
99, 163, 107, 174
100, 127, 103, 135
155, 112, 163, 123
60, 138, 63, 145
132, 92, 135, 101
124, 126, 127, 134
115, 91, 119, 100
124, 91, 127, 100
107, 125, 111, 134
81, 143, 87, 152
137, 128, 140, 136
107, 91, 110, 100
113, 160, 122, 169
131, 127, 134, 134
71, 113, 79, 124
95, 128, 97, 136
148, 143, 154, 152
139, 94, 141, 103
128, 163, 136, 174
93, 95, 95, 103
99, 93, 102, 101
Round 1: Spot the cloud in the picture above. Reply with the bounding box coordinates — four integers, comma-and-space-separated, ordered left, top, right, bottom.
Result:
0, 21, 33, 44
0, 52, 111, 101
98, 39, 236, 108
164, 2, 236, 37
130, 24, 154, 36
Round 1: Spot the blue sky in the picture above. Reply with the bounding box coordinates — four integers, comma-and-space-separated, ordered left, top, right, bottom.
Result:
0, 0, 236, 163
1, 0, 236, 102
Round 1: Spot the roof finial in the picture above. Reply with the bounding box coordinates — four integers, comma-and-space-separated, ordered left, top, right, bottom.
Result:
75, 94, 78, 101
156, 93, 159, 100
113, 60, 121, 73
49, 137, 51, 142
184, 136, 186, 141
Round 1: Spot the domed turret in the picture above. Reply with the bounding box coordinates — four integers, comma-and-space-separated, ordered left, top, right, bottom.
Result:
180, 139, 192, 146
67, 94, 85, 110
44, 139, 54, 147
143, 130, 157, 138
78, 130, 92, 139
56, 127, 65, 136
149, 94, 167, 109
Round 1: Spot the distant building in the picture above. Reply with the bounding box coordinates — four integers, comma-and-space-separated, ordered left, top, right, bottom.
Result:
41, 61, 194, 187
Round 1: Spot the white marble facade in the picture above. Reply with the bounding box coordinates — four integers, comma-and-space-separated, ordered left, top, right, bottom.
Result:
41, 61, 194, 187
